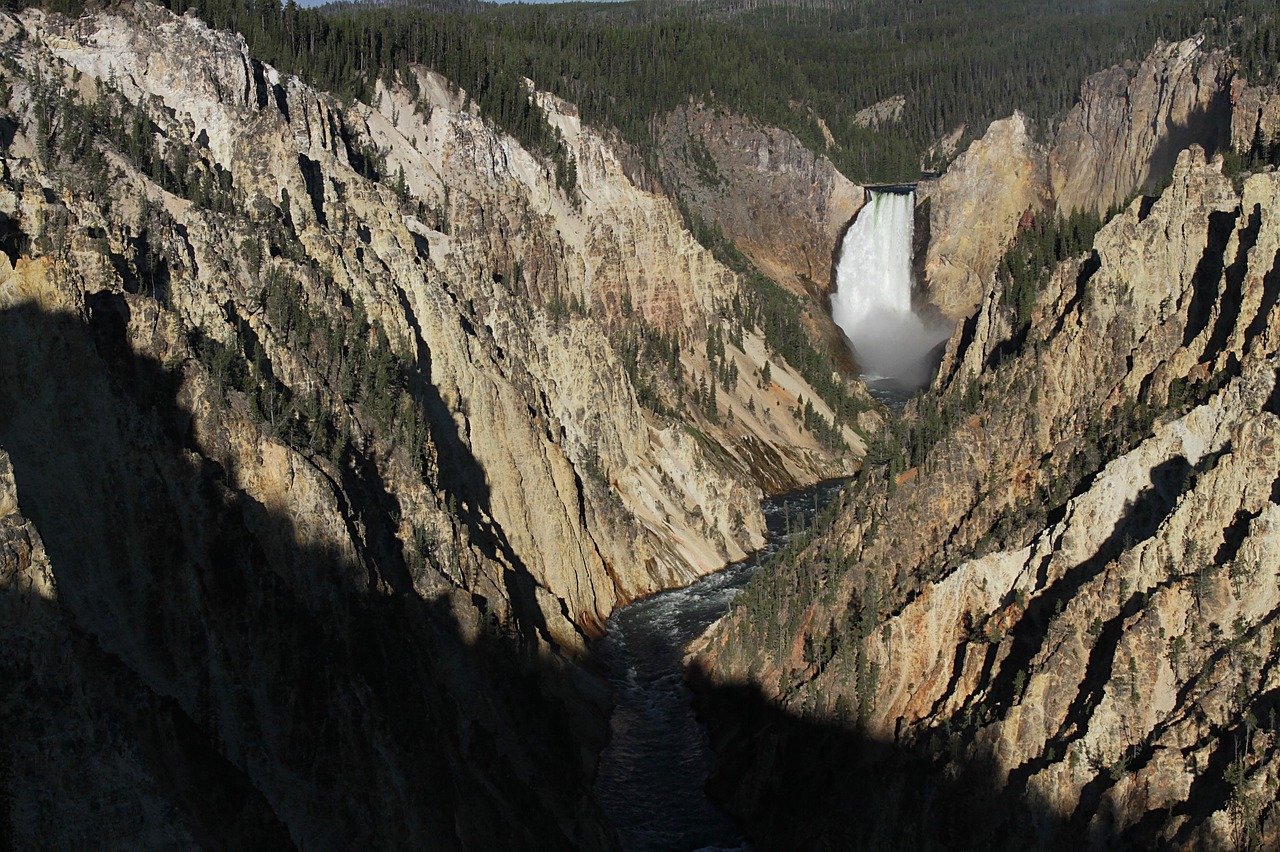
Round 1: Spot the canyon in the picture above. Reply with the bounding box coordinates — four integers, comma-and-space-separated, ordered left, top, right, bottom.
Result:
693, 38, 1280, 852
0, 3, 860, 847
0, 1, 1278, 850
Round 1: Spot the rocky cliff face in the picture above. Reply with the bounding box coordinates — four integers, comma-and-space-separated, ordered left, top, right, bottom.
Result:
918, 112, 1049, 323
652, 102, 878, 385
922, 37, 1236, 322
1231, 77, 1280, 152
8, 2, 865, 636
1050, 36, 1234, 216
654, 102, 865, 301
0, 2, 859, 847
694, 146, 1280, 850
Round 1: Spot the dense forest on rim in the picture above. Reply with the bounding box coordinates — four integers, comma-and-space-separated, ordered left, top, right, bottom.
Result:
9, 0, 1278, 180
26, 0, 1275, 184
5, 0, 1279, 185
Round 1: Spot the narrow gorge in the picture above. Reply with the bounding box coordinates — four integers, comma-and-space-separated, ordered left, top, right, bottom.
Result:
0, 4, 861, 847
693, 44, 1280, 852
594, 481, 845, 851
1, 1, 1279, 850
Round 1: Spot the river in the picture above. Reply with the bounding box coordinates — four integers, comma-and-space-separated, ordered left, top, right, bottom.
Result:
593, 479, 847, 851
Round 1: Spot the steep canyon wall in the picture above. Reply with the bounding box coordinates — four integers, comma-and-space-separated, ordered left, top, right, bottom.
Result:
696, 140, 1280, 850
0, 3, 860, 847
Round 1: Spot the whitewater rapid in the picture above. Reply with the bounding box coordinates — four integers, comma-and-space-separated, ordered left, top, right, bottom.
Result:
831, 190, 947, 392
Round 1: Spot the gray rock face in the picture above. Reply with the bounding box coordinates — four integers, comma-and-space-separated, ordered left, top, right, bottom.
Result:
1231, 77, 1280, 152
1050, 37, 1234, 216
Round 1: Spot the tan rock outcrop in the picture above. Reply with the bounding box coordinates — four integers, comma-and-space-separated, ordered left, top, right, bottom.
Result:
918, 112, 1049, 322
921, 37, 1236, 325
1050, 37, 1234, 216
853, 95, 906, 129
1231, 77, 1280, 152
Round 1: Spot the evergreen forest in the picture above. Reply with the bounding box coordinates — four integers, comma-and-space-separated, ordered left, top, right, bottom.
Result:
172, 0, 1280, 182
12, 0, 1280, 181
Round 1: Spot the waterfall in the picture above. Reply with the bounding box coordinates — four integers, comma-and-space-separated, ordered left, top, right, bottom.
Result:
831, 190, 945, 392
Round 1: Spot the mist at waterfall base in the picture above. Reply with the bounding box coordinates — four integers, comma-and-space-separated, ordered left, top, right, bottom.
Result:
831, 190, 949, 401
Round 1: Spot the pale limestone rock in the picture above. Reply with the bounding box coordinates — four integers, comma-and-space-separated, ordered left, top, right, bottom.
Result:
853, 94, 906, 129
1050, 37, 1233, 217
920, 112, 1049, 322
1231, 78, 1280, 152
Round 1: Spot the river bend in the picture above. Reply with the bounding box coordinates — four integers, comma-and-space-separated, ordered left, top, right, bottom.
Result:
594, 480, 846, 851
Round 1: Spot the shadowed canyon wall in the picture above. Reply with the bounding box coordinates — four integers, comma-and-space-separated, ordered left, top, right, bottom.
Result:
0, 2, 866, 846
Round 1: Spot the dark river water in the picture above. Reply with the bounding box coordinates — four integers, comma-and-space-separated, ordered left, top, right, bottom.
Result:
593, 479, 847, 852
862, 374, 920, 411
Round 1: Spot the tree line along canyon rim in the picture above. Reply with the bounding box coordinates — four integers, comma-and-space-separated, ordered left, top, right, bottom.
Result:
1, 0, 1280, 850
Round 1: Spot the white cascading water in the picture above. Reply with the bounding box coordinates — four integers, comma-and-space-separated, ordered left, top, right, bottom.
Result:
831, 190, 945, 391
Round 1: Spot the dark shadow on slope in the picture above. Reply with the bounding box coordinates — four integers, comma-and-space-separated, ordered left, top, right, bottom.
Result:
1143, 91, 1232, 200
689, 571, 1258, 852
947, 308, 981, 382
1203, 203, 1262, 368
689, 662, 1167, 852
983, 319, 1029, 374
985, 248, 1102, 376
1057, 590, 1159, 828
249, 58, 270, 110
1165, 689, 1280, 848
926, 640, 974, 721
911, 195, 934, 312
339, 441, 415, 594
985, 456, 1191, 726
105, 227, 173, 305
1123, 607, 1280, 848
1137, 194, 1159, 223
387, 278, 554, 647
690, 668, 1007, 852
0, 589, 294, 850
272, 81, 290, 124
0, 210, 26, 265
1216, 508, 1261, 566
297, 154, 327, 226
1049, 250, 1102, 343
1242, 248, 1280, 359
0, 300, 611, 851
1183, 210, 1238, 347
